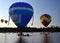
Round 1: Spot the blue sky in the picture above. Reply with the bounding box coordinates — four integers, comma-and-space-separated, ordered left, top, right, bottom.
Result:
0, 0, 60, 28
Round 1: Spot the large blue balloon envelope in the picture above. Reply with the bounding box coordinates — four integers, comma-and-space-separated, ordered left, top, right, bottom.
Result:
9, 2, 33, 27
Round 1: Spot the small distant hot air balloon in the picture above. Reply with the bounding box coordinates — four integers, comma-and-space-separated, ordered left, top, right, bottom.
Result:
0, 19, 4, 23
5, 20, 8, 24
9, 2, 33, 27
40, 14, 52, 27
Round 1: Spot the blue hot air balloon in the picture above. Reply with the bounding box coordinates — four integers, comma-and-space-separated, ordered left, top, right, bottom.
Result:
9, 2, 33, 27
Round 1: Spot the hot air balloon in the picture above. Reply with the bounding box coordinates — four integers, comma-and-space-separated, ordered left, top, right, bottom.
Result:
9, 2, 33, 27
0, 19, 4, 23
5, 20, 8, 24
40, 14, 52, 27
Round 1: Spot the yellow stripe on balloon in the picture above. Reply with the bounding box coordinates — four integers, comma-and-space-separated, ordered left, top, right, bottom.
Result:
40, 16, 52, 22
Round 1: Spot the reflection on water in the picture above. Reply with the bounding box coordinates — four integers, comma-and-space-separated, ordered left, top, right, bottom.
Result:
16, 37, 27, 43
0, 32, 60, 43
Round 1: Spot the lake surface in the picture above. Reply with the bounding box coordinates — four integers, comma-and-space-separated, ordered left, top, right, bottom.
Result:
0, 32, 60, 43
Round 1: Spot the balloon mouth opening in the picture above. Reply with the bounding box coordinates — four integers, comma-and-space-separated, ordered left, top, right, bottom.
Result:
17, 26, 28, 28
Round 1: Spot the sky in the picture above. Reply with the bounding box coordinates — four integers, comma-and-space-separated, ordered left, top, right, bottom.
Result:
0, 0, 60, 28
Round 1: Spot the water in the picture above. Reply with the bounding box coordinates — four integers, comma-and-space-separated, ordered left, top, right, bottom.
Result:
0, 32, 60, 43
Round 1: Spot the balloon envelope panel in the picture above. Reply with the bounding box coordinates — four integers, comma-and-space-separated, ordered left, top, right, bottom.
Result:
40, 14, 52, 27
9, 2, 33, 27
